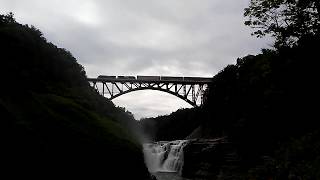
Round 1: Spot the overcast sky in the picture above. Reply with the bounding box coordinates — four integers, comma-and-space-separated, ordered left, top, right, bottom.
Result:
1, 0, 272, 119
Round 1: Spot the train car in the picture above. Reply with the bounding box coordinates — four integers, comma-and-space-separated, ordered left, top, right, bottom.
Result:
183, 77, 212, 82
126, 76, 136, 80
117, 76, 136, 80
97, 75, 116, 80
183, 77, 206, 82
200, 78, 213, 82
160, 76, 184, 81
137, 76, 160, 81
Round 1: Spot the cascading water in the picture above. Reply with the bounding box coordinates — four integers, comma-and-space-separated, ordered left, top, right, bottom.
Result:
143, 140, 189, 175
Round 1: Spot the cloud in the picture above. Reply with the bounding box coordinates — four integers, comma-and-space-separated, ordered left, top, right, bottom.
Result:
0, 0, 272, 119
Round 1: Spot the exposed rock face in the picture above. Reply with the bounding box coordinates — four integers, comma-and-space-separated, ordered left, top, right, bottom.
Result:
182, 138, 239, 180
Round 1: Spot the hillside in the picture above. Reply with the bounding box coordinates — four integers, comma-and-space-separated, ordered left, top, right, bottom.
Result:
0, 13, 151, 179
141, 35, 320, 178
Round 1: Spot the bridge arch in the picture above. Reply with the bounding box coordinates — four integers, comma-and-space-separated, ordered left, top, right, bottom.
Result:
110, 86, 196, 106
87, 76, 211, 107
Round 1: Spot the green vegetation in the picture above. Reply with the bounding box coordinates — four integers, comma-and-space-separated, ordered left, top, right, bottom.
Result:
0, 13, 150, 179
141, 1, 320, 178
202, 37, 320, 178
140, 108, 202, 141
244, 0, 320, 47
2, 0, 319, 178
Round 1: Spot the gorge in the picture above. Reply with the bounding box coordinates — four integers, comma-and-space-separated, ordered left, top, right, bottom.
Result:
2, 0, 320, 177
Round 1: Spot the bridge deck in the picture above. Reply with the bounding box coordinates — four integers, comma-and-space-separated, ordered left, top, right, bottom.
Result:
87, 78, 212, 84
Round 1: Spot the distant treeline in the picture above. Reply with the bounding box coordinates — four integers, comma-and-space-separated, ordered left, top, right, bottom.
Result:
140, 108, 202, 141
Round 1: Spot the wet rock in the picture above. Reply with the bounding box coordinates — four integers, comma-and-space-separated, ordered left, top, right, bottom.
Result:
182, 137, 239, 179
150, 174, 158, 180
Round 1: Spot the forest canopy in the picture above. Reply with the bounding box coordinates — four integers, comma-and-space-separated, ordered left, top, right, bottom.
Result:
244, 0, 320, 47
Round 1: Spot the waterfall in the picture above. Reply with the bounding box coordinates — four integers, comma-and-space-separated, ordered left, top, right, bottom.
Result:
143, 140, 189, 175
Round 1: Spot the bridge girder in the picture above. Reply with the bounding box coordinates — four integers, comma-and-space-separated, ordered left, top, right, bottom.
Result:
88, 79, 209, 107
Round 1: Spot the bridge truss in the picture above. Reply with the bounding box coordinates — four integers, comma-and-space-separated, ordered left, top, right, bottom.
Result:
87, 77, 211, 107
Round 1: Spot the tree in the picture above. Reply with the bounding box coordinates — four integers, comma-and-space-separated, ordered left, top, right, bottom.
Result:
244, 0, 320, 47
0, 12, 15, 25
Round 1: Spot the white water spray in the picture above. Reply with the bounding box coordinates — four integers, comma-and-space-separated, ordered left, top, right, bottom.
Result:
143, 140, 189, 175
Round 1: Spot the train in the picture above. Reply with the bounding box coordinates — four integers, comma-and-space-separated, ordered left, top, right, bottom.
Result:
97, 75, 116, 80
97, 75, 212, 82
117, 76, 136, 80
137, 76, 160, 81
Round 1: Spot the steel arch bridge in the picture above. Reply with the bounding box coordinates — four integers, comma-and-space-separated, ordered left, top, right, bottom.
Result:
87, 76, 212, 107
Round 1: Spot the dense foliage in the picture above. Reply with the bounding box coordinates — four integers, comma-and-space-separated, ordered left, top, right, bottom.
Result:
142, 35, 320, 179
141, 2, 320, 177
0, 13, 150, 179
203, 35, 319, 177
140, 108, 202, 141
244, 0, 320, 47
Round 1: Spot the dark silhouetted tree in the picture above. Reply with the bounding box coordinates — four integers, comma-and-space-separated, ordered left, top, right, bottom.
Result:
244, 0, 320, 47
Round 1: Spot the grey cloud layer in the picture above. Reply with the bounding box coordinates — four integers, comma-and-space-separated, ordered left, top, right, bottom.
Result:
0, 0, 272, 118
